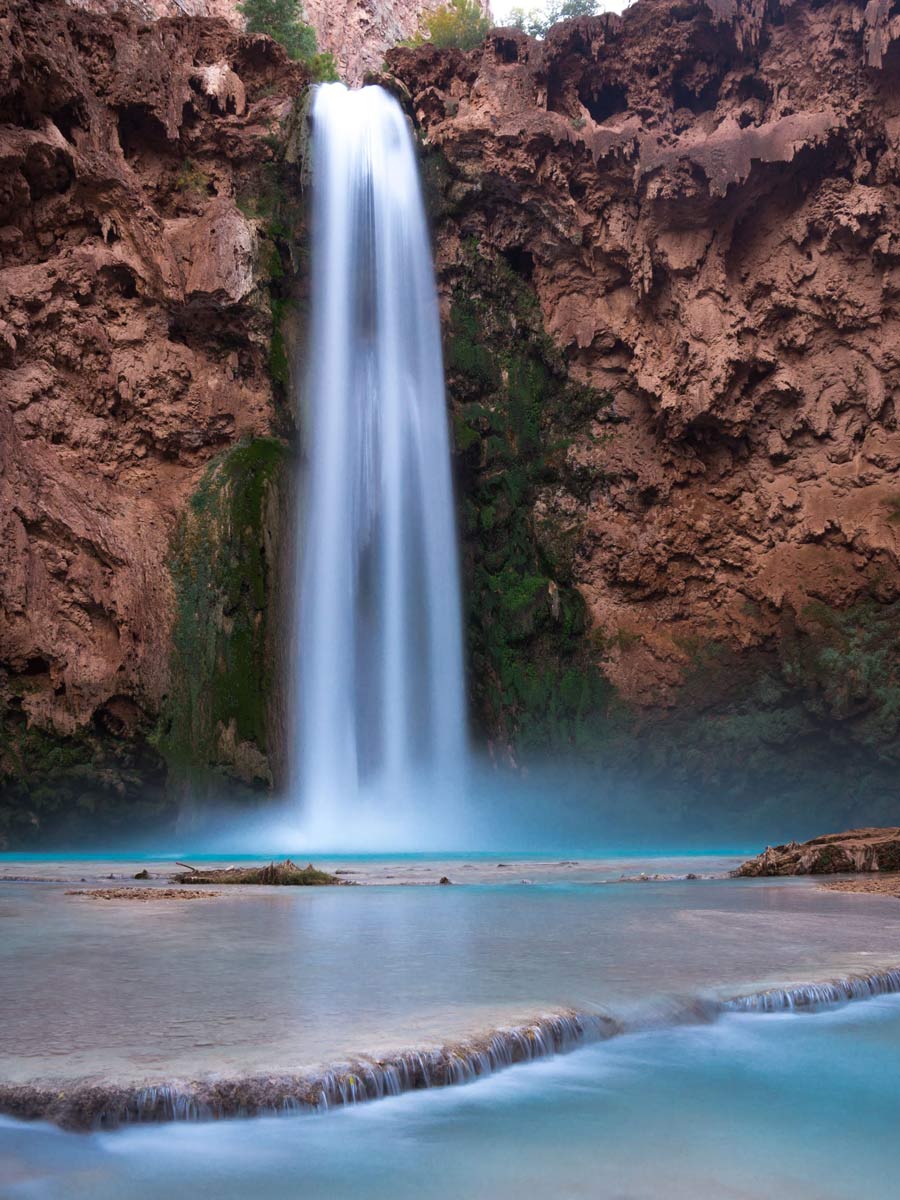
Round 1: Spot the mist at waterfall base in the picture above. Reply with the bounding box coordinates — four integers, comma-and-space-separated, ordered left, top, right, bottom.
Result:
156, 748, 868, 858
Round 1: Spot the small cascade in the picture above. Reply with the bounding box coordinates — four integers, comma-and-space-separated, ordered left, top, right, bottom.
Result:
722, 966, 900, 1013
8, 965, 900, 1130
292, 82, 467, 844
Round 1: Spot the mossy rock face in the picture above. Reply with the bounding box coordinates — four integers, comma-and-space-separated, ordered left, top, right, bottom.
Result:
622, 600, 900, 832
0, 697, 172, 849
432, 211, 900, 827
236, 92, 310, 431
443, 243, 621, 758
157, 437, 291, 796
781, 599, 900, 755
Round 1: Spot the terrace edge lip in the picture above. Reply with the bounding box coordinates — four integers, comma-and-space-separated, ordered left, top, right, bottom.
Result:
5, 966, 900, 1133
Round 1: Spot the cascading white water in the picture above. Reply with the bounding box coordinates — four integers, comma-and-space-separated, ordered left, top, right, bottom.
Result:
292, 83, 467, 845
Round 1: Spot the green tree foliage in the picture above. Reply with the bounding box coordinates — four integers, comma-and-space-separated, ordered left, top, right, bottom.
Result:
306, 52, 340, 82
238, 0, 318, 62
412, 0, 492, 50
508, 0, 600, 37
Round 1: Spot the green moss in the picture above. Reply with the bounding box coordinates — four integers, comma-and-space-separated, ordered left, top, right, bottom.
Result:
444, 244, 618, 757
0, 710, 171, 849
782, 599, 900, 754
269, 298, 295, 388
158, 438, 290, 789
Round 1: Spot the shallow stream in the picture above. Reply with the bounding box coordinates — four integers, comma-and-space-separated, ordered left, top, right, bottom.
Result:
4, 995, 900, 1198
2, 856, 899, 1084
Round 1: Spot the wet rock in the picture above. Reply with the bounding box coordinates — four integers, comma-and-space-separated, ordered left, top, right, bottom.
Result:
0, 1, 306, 839
734, 828, 900, 876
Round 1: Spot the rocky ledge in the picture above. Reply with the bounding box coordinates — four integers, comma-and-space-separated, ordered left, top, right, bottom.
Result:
734, 828, 900, 876
4, 965, 900, 1129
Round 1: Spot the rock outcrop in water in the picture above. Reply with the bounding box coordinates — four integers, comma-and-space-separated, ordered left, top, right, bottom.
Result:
387, 0, 900, 823
735, 828, 900, 875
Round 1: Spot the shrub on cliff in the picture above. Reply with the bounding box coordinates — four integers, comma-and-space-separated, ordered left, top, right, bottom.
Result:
239, 0, 338, 79
238, 0, 338, 77
509, 0, 600, 37
409, 0, 491, 51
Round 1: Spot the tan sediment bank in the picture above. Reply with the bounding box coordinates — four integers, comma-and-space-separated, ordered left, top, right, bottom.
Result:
66, 888, 220, 901
822, 876, 900, 899
3, 966, 900, 1133
170, 860, 341, 886
0, 855, 741, 889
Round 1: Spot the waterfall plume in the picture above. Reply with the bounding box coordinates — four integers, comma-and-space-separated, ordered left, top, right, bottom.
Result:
291, 83, 467, 847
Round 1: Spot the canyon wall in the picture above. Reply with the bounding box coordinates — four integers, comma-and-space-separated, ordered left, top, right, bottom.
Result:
0, 0, 304, 843
65, 0, 481, 82
3, 0, 899, 844
388, 0, 900, 828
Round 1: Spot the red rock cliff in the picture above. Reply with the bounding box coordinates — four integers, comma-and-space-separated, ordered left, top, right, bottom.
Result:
387, 0, 900, 822
4, 0, 900, 844
66, 0, 488, 83
0, 0, 303, 841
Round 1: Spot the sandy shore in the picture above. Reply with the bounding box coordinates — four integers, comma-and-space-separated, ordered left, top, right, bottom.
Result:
821, 875, 900, 899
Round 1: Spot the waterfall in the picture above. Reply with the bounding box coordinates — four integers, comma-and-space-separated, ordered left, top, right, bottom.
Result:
292, 83, 467, 845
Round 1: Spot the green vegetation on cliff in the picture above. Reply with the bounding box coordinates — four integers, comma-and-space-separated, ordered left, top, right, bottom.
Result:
408, 0, 491, 51
157, 437, 290, 794
0, 706, 171, 849
154, 91, 306, 802
630, 598, 900, 828
509, 0, 601, 38
784, 600, 900, 754
445, 245, 620, 757
238, 0, 338, 81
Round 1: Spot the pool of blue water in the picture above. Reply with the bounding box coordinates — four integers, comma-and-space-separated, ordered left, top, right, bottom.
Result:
4, 994, 900, 1199
2, 860, 899, 1085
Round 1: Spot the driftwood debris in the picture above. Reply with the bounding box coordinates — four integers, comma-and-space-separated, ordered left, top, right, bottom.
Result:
170, 859, 340, 886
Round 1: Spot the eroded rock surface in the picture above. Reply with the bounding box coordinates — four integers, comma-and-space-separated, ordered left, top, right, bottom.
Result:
389, 0, 900, 820
5, 0, 900, 843
0, 0, 302, 840
65, 0, 483, 83
735, 828, 900, 875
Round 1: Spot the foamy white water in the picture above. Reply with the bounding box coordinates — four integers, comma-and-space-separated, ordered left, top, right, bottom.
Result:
293, 84, 467, 846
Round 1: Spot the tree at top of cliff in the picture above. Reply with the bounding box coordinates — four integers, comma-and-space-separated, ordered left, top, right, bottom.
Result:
410, 0, 492, 51
238, 0, 317, 61
509, 0, 600, 37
